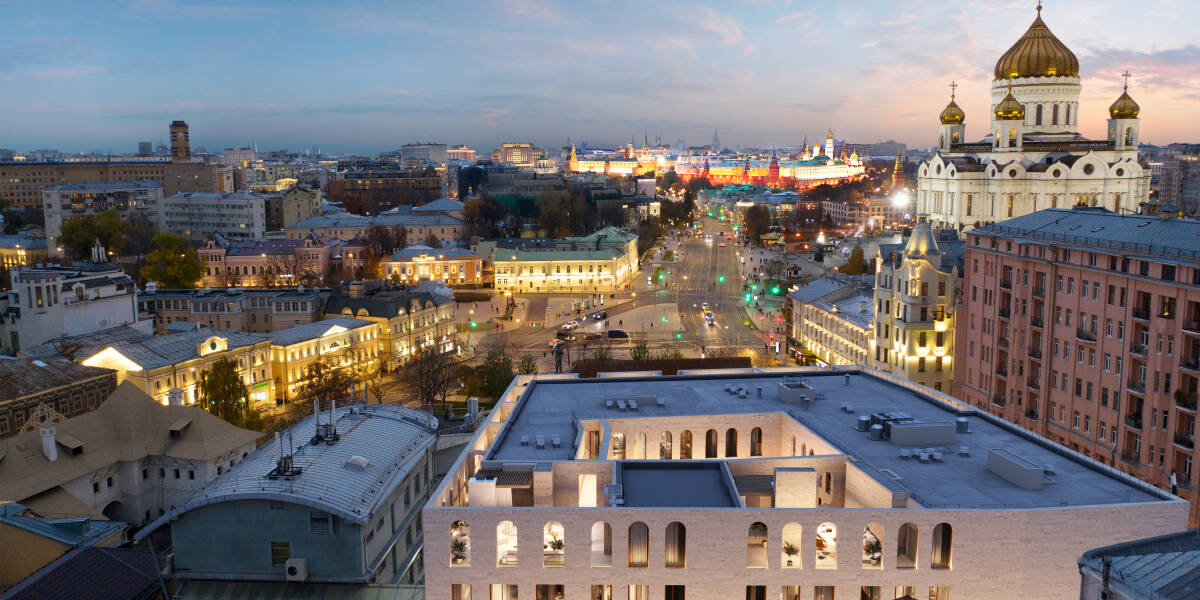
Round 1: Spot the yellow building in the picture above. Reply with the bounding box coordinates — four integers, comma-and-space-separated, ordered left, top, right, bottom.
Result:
0, 235, 48, 270
79, 329, 275, 410
267, 316, 382, 403
382, 245, 484, 286
488, 227, 639, 293
325, 287, 456, 370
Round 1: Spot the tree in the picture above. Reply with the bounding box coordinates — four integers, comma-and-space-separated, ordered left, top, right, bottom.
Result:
401, 346, 455, 410
516, 352, 539, 375
197, 358, 263, 430
478, 344, 515, 399
124, 213, 159, 257
657, 170, 681, 191
393, 225, 409, 249
348, 348, 384, 403
535, 189, 569, 238
142, 233, 203, 288
59, 210, 126, 259
743, 205, 771, 245
365, 224, 395, 256
423, 232, 442, 248
297, 356, 353, 409
685, 177, 713, 195
838, 246, 868, 275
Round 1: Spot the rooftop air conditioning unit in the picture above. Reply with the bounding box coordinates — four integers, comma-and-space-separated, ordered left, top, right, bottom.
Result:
285, 557, 308, 581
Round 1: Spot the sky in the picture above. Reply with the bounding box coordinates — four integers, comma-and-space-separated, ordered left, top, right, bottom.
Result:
2, 0, 1198, 154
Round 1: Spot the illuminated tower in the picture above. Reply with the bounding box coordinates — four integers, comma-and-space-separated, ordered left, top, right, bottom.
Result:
712, 129, 721, 153
1107, 71, 1140, 151
768, 152, 780, 187
824, 130, 834, 158
891, 150, 907, 190
169, 120, 191, 163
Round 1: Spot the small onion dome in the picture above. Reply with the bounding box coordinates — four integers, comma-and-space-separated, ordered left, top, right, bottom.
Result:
940, 99, 965, 124
1109, 90, 1140, 119
994, 90, 1025, 120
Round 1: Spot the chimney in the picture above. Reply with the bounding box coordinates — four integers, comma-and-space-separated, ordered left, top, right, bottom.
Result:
330, 397, 337, 431
859, 300, 867, 313
167, 387, 184, 406
349, 281, 365, 299
313, 398, 321, 439
41, 426, 58, 462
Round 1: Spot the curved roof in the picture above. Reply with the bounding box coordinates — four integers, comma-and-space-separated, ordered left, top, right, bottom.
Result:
994, 7, 1079, 79
1109, 90, 1140, 119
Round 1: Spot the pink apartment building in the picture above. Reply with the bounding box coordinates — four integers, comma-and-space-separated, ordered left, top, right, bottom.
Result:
955, 206, 1200, 525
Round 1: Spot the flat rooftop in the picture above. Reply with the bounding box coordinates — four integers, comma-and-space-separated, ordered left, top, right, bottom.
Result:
620, 462, 739, 508
488, 369, 1168, 510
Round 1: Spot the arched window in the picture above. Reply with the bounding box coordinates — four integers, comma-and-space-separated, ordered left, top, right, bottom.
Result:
1052, 104, 1060, 125
628, 522, 649, 567
497, 521, 518, 567
896, 523, 918, 569
450, 520, 470, 566
1125, 128, 1133, 146
815, 522, 837, 570
1035, 104, 1043, 125
750, 427, 763, 456
1065, 104, 1071, 125
631, 432, 646, 459
725, 428, 738, 457
824, 472, 833, 493
800, 442, 807, 456
952, 131, 960, 143
665, 522, 686, 567
659, 431, 672, 459
931, 523, 953, 569
543, 521, 565, 567
611, 433, 625, 459
747, 522, 768, 568
591, 521, 612, 567
781, 523, 803, 568
705, 429, 718, 458
862, 523, 883, 569
679, 430, 692, 459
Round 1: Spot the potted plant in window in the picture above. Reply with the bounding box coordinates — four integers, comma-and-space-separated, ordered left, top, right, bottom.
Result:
548, 536, 565, 552
450, 538, 467, 565
782, 541, 800, 567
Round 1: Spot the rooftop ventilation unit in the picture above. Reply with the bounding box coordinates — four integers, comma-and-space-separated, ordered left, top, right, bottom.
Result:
344, 455, 370, 471
986, 448, 1046, 490
267, 432, 303, 480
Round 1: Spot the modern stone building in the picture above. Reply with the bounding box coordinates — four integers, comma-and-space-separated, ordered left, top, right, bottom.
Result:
424, 367, 1186, 600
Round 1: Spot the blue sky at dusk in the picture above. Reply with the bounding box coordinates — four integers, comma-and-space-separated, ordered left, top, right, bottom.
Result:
2, 0, 1197, 154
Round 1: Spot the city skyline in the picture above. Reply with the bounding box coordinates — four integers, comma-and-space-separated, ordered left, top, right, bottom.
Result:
2, 0, 1198, 154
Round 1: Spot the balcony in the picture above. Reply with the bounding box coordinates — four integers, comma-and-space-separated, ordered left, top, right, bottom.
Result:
1032, 287, 1045, 299
1175, 433, 1196, 450
1026, 377, 1041, 390
1031, 316, 1044, 329
1125, 413, 1144, 430
992, 394, 1007, 407
1182, 357, 1200, 374
1076, 328, 1096, 342
997, 337, 1009, 349
1120, 451, 1142, 466
1028, 347, 1042, 360
1176, 390, 1198, 412
1133, 307, 1150, 321
1127, 378, 1146, 395
998, 306, 1011, 319
1024, 409, 1039, 420
1184, 320, 1200, 336
1129, 343, 1147, 357
996, 366, 1009, 377
1000, 279, 1013, 290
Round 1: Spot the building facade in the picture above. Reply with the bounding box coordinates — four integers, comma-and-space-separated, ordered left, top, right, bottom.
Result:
262, 186, 322, 231
139, 287, 329, 334
954, 206, 1200, 526
287, 209, 464, 246
42, 181, 165, 257
488, 227, 638, 293
916, 6, 1150, 231
786, 278, 874, 366
491, 143, 539, 168
163, 192, 267, 242
197, 234, 341, 288
424, 367, 1187, 600
326, 288, 455, 370
326, 168, 442, 213
0, 357, 117, 438
0, 234, 47, 270
872, 217, 964, 394
383, 245, 485, 286
268, 317, 382, 403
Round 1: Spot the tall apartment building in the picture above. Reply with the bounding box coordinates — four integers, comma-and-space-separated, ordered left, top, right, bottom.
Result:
490, 143, 539, 168
42, 181, 164, 257
871, 217, 964, 393
953, 206, 1200, 525
163, 192, 266, 242
425, 367, 1186, 600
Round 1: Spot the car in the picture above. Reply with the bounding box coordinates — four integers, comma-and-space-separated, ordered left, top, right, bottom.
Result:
580, 331, 604, 340
719, 242, 726, 247
607, 329, 629, 338
561, 320, 580, 330
700, 302, 711, 311
555, 331, 576, 341
590, 311, 607, 320
704, 312, 716, 325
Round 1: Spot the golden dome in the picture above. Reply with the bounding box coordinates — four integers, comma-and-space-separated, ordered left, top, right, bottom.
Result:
994, 89, 1025, 120
940, 99, 965, 124
1109, 89, 1140, 119
993, 5, 1079, 79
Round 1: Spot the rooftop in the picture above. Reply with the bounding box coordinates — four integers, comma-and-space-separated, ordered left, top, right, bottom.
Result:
973, 206, 1200, 264
1078, 528, 1200, 600
267, 316, 375, 346
811, 294, 874, 329
136, 404, 436, 535
620, 462, 740, 508
412, 197, 465, 213
43, 180, 161, 192
387, 245, 480, 261
82, 329, 269, 370
325, 292, 447, 319
0, 502, 125, 547
485, 368, 1171, 510
0, 357, 112, 403
0, 546, 160, 600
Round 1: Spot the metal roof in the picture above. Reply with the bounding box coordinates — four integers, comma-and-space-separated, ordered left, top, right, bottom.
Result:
786, 277, 848, 303
0, 502, 125, 547
412, 197, 464, 212
1078, 528, 1200, 600
0, 356, 114, 402
135, 404, 436, 537
266, 316, 375, 346
96, 329, 269, 370
975, 207, 1200, 263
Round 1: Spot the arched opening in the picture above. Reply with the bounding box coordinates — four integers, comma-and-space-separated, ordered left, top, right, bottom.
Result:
631, 432, 646, 459
725, 428, 738, 457
896, 522, 918, 569
1035, 104, 1043, 125
781, 523, 803, 568
705, 429, 718, 458
800, 442, 807, 456
1065, 104, 1071, 125
101, 500, 124, 522
815, 522, 837, 569
862, 522, 883, 569
591, 521, 612, 567
824, 472, 833, 493
665, 522, 686, 567
610, 433, 625, 459
543, 521, 565, 567
952, 131, 960, 143
659, 431, 672, 459
747, 522, 768, 568
450, 520, 470, 566
496, 521, 519, 567
1125, 128, 1133, 146
931, 523, 953, 569
679, 430, 692, 459
628, 522, 649, 567
750, 427, 763, 456
1052, 104, 1060, 125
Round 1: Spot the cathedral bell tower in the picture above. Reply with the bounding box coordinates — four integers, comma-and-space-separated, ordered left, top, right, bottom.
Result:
938, 81, 966, 151
993, 82, 1026, 151
1107, 72, 1140, 151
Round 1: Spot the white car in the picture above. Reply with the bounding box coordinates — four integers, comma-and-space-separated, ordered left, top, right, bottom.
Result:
561, 320, 580, 330
701, 302, 711, 311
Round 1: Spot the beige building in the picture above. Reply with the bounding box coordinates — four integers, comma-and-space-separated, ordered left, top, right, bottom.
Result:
197, 233, 341, 288
78, 329, 275, 409
383, 245, 485, 286
787, 279, 874, 366
425, 367, 1187, 600
486, 227, 639, 293
262, 185, 321, 231
0, 356, 117, 438
268, 316, 382, 403
490, 143, 539, 168
0, 234, 47, 271
326, 286, 455, 370
138, 287, 329, 334
871, 217, 963, 394
0, 503, 126, 592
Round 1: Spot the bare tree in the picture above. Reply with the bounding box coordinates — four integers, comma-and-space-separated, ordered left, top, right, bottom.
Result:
348, 348, 385, 403
400, 346, 455, 411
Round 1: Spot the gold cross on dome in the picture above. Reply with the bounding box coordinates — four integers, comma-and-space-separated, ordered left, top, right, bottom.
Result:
949, 81, 957, 99
1121, 71, 1132, 91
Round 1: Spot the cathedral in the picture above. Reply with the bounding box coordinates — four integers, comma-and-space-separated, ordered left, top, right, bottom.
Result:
916, 4, 1151, 231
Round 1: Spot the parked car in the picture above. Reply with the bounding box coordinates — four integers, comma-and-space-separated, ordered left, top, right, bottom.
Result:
561, 320, 580, 330
607, 329, 629, 338
701, 302, 711, 311
555, 331, 576, 341
590, 311, 608, 320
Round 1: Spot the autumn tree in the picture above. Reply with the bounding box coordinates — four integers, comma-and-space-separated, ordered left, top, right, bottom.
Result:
59, 210, 126, 259
296, 355, 353, 409
516, 352, 539, 375
365, 224, 396, 256
423, 232, 442, 248
478, 344, 515, 399
123, 213, 159, 257
838, 246, 868, 275
142, 233, 203, 288
743, 205, 771, 245
400, 346, 455, 410
348, 348, 385, 403
197, 358, 263, 430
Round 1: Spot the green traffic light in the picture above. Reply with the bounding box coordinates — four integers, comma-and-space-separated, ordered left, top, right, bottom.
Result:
744, 293, 752, 302
469, 321, 478, 328
717, 275, 725, 283
751, 284, 758, 290
675, 332, 683, 339
771, 287, 780, 294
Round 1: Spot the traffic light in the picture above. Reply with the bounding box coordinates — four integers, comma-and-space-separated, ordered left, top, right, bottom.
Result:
744, 293, 752, 302
469, 321, 478, 328
751, 284, 758, 290
717, 275, 725, 283
771, 286, 780, 294
675, 332, 683, 339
